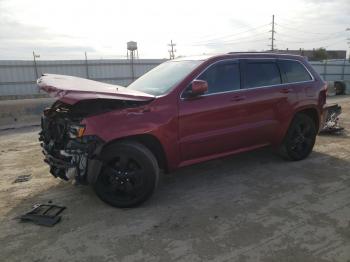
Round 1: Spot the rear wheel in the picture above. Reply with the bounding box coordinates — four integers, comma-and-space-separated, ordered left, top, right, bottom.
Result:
94, 141, 159, 208
280, 114, 317, 161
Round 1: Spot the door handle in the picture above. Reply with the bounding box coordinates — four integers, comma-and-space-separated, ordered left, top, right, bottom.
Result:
280, 88, 293, 94
230, 95, 246, 102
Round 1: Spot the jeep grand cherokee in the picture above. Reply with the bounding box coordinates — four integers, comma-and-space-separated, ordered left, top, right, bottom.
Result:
38, 53, 327, 208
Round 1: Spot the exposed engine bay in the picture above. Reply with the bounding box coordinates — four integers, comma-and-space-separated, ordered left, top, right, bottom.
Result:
39, 99, 146, 183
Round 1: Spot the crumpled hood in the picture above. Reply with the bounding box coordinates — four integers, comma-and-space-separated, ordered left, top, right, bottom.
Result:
37, 74, 155, 104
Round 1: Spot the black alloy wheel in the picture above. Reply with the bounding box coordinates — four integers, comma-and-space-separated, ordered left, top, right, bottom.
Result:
280, 114, 317, 161
94, 141, 159, 208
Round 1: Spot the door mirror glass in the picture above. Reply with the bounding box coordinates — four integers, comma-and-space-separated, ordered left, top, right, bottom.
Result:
190, 80, 208, 96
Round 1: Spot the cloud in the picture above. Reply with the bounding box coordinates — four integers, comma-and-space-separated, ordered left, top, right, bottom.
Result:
0, 14, 95, 59
0, 0, 349, 59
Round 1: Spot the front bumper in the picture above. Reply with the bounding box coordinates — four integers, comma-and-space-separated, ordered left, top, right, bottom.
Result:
41, 140, 88, 182
39, 115, 103, 183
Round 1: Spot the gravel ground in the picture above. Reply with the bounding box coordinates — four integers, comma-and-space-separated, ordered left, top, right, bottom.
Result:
0, 96, 350, 262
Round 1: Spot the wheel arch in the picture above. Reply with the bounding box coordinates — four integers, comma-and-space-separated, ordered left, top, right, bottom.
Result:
279, 107, 318, 161
101, 134, 169, 173
276, 106, 320, 147
295, 107, 320, 132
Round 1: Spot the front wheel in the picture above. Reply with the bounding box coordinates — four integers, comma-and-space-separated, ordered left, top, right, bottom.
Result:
94, 141, 159, 208
279, 114, 317, 161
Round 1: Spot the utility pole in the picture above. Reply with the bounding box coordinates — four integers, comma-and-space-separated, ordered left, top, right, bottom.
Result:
168, 40, 176, 59
269, 15, 276, 51
347, 28, 350, 61
32, 51, 40, 79
84, 51, 89, 79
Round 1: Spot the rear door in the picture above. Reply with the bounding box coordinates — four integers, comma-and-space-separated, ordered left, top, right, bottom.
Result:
277, 59, 314, 98
276, 59, 316, 136
239, 59, 297, 145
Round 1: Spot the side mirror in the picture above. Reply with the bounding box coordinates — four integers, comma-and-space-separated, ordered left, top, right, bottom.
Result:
190, 80, 208, 96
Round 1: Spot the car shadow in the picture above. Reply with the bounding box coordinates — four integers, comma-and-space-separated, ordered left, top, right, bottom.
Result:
4, 146, 350, 219
2, 146, 350, 261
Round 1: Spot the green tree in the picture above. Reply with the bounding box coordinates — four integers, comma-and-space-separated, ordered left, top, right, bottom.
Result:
313, 48, 328, 61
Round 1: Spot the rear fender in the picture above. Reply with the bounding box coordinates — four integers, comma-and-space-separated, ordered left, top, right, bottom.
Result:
274, 105, 320, 147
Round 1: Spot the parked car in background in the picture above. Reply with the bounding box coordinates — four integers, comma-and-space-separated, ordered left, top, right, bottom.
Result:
38, 53, 327, 208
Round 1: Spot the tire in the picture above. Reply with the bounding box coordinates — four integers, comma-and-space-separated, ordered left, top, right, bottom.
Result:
334, 81, 346, 96
279, 114, 317, 161
94, 141, 159, 208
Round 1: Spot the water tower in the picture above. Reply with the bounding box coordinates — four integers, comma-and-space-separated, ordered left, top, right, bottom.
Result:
127, 41, 138, 81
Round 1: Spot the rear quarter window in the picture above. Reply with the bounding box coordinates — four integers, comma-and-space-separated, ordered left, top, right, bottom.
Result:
278, 60, 312, 83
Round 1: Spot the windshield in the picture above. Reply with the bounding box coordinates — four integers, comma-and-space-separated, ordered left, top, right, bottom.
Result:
128, 60, 202, 96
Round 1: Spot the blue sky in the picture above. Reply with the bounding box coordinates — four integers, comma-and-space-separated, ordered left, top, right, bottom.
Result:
0, 0, 349, 60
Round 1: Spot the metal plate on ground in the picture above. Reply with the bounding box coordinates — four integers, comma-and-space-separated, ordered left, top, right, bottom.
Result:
18, 204, 66, 227
13, 174, 32, 183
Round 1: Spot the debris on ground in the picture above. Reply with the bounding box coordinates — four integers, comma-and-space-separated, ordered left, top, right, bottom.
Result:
13, 174, 32, 184
18, 204, 66, 227
320, 104, 344, 134
334, 81, 346, 96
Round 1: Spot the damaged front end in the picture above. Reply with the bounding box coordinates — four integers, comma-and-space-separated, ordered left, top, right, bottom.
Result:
37, 74, 155, 184
39, 100, 104, 183
39, 98, 150, 183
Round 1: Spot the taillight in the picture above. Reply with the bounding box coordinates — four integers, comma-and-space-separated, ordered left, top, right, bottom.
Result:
320, 82, 327, 105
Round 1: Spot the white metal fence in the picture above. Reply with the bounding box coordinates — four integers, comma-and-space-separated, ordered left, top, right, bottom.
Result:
0, 59, 166, 97
0, 59, 349, 97
310, 60, 350, 81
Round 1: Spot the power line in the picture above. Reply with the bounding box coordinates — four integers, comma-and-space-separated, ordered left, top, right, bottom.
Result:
276, 23, 346, 36
202, 37, 269, 47
194, 23, 271, 44
168, 40, 176, 59
192, 30, 270, 46
276, 30, 345, 42
277, 34, 346, 45
276, 36, 346, 50
186, 16, 347, 53
268, 16, 349, 51
324, 38, 348, 48
277, 16, 339, 28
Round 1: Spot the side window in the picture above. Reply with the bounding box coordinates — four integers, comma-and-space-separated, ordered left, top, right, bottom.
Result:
244, 62, 281, 88
197, 62, 240, 94
278, 60, 312, 83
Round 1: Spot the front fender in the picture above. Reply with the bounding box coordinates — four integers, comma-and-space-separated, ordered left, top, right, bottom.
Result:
82, 99, 180, 172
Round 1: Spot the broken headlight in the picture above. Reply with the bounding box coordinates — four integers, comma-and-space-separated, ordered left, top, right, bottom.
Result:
68, 124, 86, 139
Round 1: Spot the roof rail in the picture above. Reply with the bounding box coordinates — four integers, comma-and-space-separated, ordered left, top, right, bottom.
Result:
227, 51, 304, 57
227, 51, 280, 54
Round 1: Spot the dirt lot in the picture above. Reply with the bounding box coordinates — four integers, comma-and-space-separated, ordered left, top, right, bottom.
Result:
1, 96, 350, 262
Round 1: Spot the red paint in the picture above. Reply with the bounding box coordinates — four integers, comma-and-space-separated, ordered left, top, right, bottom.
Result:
76, 53, 324, 171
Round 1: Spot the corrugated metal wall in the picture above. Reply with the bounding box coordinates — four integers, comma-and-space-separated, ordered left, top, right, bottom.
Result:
0, 59, 349, 97
0, 59, 166, 96
309, 61, 350, 81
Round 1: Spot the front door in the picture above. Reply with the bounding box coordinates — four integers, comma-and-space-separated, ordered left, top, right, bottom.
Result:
178, 60, 244, 162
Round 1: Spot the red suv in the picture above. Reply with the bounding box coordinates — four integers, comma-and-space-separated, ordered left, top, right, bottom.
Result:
39, 53, 327, 207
